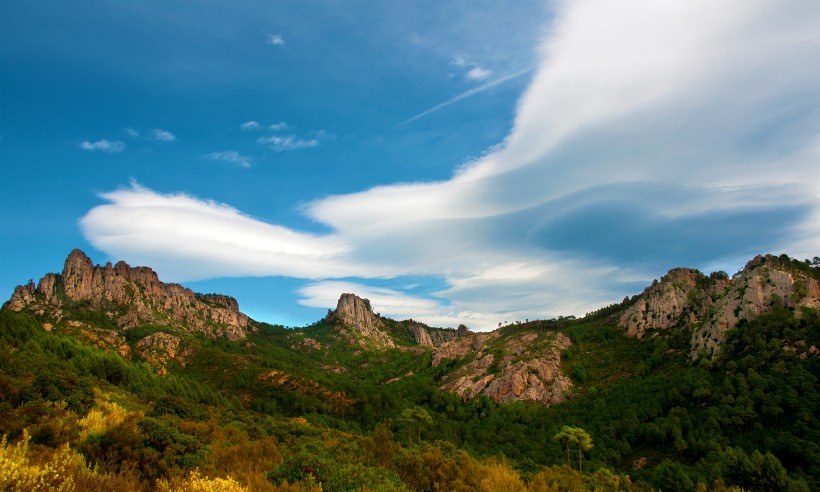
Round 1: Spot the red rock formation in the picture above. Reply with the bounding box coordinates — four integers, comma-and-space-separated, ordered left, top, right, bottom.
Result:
433, 330, 573, 405
6, 249, 250, 340
326, 293, 395, 348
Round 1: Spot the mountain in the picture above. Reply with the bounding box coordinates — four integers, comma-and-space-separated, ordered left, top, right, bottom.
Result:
1, 249, 818, 491
618, 254, 820, 359
5, 250, 819, 400
8, 249, 250, 339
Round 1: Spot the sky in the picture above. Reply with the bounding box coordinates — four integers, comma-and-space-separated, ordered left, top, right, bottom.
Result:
1, 0, 818, 330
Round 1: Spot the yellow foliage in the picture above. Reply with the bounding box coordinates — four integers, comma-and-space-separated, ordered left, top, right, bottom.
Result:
527, 465, 585, 492
208, 434, 282, 490
479, 458, 527, 492
155, 469, 248, 492
268, 478, 323, 491
78, 400, 129, 440
0, 429, 88, 491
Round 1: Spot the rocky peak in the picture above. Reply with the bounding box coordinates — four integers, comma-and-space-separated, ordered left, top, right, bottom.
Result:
330, 293, 383, 328
619, 268, 706, 339
326, 293, 395, 348
5, 249, 250, 340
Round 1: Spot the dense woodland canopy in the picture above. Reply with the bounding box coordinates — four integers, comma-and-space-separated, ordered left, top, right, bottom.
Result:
0, 257, 818, 491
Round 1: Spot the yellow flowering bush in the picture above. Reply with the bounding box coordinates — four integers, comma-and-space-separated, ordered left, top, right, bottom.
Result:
155, 468, 248, 492
0, 430, 88, 491
77, 400, 128, 440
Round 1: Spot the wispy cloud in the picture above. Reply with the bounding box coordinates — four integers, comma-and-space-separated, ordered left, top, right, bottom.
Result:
122, 127, 176, 142
451, 55, 492, 81
267, 34, 285, 46
79, 139, 125, 153
150, 129, 176, 142
240, 121, 261, 131
399, 66, 534, 125
206, 151, 253, 168
257, 135, 319, 152
466, 66, 492, 81
269, 122, 287, 131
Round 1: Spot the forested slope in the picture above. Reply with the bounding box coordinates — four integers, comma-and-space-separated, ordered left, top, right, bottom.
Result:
1, 252, 818, 491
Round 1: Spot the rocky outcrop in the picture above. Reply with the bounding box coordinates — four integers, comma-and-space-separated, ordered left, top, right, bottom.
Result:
433, 330, 573, 405
326, 293, 395, 349
619, 255, 820, 359
135, 332, 192, 375
408, 322, 434, 347
407, 321, 463, 348
6, 249, 250, 340
692, 256, 820, 357
619, 268, 724, 339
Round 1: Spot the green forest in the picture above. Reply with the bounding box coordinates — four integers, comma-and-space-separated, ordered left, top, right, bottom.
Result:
1, 270, 818, 490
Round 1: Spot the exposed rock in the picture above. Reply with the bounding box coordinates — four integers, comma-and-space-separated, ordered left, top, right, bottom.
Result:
5, 249, 250, 340
326, 293, 395, 349
408, 322, 434, 347
432, 332, 499, 367
135, 332, 192, 375
619, 268, 723, 339
406, 321, 461, 348
692, 256, 820, 358
619, 255, 820, 359
291, 335, 322, 351
434, 331, 573, 405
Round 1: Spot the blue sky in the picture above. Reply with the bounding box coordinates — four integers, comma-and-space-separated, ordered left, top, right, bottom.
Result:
1, 0, 818, 330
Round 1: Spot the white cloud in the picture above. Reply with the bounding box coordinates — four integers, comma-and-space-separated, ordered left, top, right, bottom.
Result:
267, 34, 285, 46
451, 55, 467, 67
269, 122, 288, 131
124, 127, 140, 138
150, 129, 176, 142
80, 182, 354, 281
466, 66, 491, 81
240, 121, 261, 131
206, 151, 253, 169
257, 135, 319, 152
82, 0, 819, 330
79, 139, 125, 153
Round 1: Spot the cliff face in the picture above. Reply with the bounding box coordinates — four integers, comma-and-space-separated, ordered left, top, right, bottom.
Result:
6, 249, 250, 340
433, 330, 573, 405
619, 255, 820, 359
406, 321, 464, 348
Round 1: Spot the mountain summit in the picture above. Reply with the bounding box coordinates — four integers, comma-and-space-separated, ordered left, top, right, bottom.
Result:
6, 249, 250, 340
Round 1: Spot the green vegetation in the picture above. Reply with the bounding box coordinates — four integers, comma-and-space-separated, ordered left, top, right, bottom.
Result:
1, 276, 818, 490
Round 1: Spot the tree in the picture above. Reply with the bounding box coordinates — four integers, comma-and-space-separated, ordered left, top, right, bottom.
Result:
399, 406, 433, 446
553, 426, 593, 473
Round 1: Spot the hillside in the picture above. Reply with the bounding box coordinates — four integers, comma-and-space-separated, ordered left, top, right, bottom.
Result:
1, 250, 818, 491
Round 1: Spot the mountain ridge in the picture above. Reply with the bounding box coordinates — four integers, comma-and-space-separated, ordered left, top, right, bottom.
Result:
4, 249, 819, 401
1, 249, 818, 490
